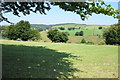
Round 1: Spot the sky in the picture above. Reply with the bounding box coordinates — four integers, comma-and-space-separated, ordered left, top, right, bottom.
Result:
0, 1, 119, 25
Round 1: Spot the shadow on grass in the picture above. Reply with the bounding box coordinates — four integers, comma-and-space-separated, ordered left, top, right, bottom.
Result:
2, 44, 81, 78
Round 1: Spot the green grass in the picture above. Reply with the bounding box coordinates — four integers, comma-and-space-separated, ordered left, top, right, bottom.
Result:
53, 24, 110, 36
1, 39, 118, 78
60, 29, 103, 36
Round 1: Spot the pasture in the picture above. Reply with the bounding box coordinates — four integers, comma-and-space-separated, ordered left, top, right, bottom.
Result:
1, 39, 118, 78
54, 24, 110, 36
39, 24, 110, 44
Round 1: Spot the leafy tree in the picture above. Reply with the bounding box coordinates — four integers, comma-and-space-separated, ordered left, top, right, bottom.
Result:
29, 29, 41, 41
0, 1, 119, 23
103, 24, 120, 45
47, 29, 68, 43
75, 31, 84, 36
98, 27, 102, 29
64, 32, 70, 36
15, 20, 32, 41
3, 25, 18, 40
4, 20, 41, 41
79, 31, 84, 36
75, 32, 79, 36
59, 27, 65, 30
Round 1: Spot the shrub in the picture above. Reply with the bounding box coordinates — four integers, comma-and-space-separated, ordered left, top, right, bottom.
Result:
79, 31, 84, 36
103, 24, 120, 45
59, 27, 65, 30
98, 40, 106, 45
98, 27, 102, 29
75, 31, 84, 36
47, 29, 68, 43
81, 38, 86, 43
75, 32, 79, 36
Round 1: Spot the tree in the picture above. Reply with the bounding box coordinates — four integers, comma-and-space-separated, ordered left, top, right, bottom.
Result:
4, 20, 41, 41
0, 1, 119, 24
3, 25, 18, 40
47, 29, 68, 43
15, 20, 32, 41
59, 27, 65, 30
29, 29, 41, 41
103, 24, 120, 45
79, 31, 84, 36
98, 27, 102, 29
75, 31, 84, 36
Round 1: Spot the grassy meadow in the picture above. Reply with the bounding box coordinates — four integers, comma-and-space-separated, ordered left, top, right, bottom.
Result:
40, 24, 110, 44
1, 39, 118, 78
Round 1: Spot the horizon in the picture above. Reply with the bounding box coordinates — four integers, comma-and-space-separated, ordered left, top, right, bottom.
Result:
0, 23, 112, 26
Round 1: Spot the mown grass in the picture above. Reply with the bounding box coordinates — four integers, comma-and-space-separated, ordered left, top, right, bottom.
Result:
1, 39, 118, 78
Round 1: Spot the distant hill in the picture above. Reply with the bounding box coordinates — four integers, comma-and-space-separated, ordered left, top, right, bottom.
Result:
31, 23, 86, 30
31, 23, 110, 31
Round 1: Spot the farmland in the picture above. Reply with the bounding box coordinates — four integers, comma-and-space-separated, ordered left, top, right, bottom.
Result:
40, 24, 110, 44
1, 39, 118, 78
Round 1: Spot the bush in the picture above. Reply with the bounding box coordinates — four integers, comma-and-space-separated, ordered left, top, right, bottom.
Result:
4, 20, 41, 41
98, 27, 102, 29
98, 40, 106, 45
59, 27, 65, 30
79, 31, 84, 36
75, 31, 84, 36
81, 38, 86, 43
103, 24, 120, 45
47, 29, 68, 43
75, 32, 79, 36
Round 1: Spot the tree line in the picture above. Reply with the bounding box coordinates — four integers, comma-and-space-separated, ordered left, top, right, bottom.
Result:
2, 20, 120, 45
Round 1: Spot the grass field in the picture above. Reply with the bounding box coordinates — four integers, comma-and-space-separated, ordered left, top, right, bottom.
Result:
53, 24, 110, 36
39, 24, 110, 44
40, 31, 103, 44
1, 39, 118, 78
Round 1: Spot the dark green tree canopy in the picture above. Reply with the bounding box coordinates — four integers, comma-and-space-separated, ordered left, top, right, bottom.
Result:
103, 24, 120, 45
0, 1, 119, 24
3, 20, 41, 41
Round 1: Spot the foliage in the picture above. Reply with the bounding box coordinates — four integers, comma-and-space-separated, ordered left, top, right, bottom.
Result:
0, 26, 7, 33
98, 40, 106, 45
75, 31, 84, 36
98, 27, 102, 29
64, 32, 70, 36
59, 27, 65, 30
103, 24, 120, 45
1, 1, 119, 23
47, 29, 68, 43
3, 25, 18, 40
81, 38, 86, 43
4, 20, 41, 41
29, 29, 41, 41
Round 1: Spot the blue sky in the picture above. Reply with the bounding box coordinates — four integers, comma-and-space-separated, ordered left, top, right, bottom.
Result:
0, 2, 119, 25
